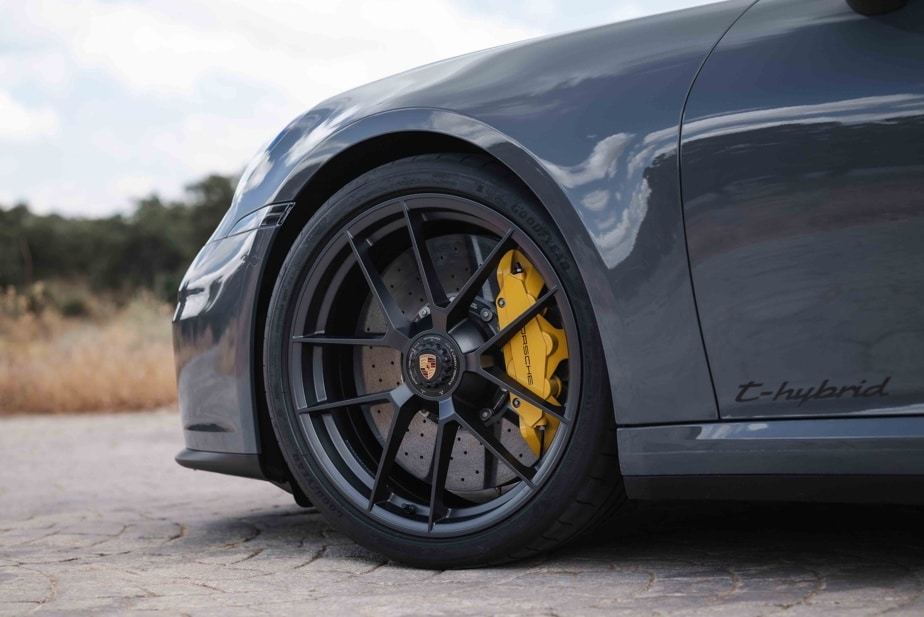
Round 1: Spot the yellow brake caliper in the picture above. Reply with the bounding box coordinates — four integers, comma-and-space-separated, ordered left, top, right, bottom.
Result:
495, 250, 568, 457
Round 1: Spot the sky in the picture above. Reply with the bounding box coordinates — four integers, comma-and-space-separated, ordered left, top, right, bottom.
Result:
0, 0, 714, 218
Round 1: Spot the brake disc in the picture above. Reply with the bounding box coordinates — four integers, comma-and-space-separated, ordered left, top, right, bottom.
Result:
358, 234, 536, 496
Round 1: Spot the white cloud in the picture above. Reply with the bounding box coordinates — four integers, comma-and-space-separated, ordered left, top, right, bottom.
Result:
145, 111, 279, 177
0, 51, 70, 92
0, 90, 60, 142
23, 0, 537, 105
606, 4, 647, 24
88, 129, 134, 160
108, 175, 160, 201
25, 181, 120, 217
24, 175, 183, 217
76, 7, 240, 95
0, 156, 17, 175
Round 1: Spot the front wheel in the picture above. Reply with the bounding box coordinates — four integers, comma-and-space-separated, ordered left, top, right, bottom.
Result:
264, 154, 624, 567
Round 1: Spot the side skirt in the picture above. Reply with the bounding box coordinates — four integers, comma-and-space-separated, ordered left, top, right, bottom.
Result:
619, 416, 924, 502
625, 474, 924, 503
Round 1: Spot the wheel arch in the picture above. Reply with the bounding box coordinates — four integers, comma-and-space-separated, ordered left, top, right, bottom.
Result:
250, 115, 617, 484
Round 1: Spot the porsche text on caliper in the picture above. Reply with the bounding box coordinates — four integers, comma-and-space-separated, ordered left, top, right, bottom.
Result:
495, 249, 568, 456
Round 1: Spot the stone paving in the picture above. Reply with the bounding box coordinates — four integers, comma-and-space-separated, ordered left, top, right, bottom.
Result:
1, 409, 923, 616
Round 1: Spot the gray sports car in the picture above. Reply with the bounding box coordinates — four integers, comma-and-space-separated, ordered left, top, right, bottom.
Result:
173, 0, 924, 567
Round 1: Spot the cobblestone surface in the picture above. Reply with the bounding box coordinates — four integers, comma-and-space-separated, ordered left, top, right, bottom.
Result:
1, 409, 923, 616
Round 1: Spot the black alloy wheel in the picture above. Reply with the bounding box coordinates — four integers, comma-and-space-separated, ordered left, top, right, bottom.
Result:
265, 154, 624, 567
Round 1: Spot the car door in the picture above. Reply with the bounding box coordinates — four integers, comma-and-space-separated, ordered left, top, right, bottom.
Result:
681, 0, 924, 420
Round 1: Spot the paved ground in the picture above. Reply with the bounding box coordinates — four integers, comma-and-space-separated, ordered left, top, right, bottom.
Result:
1, 409, 922, 617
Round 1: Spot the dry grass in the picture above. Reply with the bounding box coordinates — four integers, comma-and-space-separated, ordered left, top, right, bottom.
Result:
0, 285, 177, 414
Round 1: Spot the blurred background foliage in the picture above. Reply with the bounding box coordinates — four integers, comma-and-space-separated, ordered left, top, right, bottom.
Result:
0, 173, 235, 413
0, 173, 235, 303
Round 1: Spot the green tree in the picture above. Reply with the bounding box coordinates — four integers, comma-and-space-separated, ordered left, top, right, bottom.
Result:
0, 173, 237, 300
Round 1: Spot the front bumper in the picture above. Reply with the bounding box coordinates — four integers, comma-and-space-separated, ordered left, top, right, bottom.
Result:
173, 226, 277, 476
175, 448, 265, 479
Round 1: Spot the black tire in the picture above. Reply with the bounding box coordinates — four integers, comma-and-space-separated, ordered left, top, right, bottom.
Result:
264, 154, 625, 568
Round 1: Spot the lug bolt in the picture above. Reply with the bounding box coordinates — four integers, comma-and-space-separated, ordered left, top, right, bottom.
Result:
512, 398, 521, 408
479, 408, 493, 421
479, 308, 493, 322
497, 298, 506, 308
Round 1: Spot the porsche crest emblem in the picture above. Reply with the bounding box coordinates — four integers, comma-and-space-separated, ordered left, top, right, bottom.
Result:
418, 353, 438, 381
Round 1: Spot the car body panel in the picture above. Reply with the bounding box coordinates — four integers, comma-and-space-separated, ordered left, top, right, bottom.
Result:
681, 0, 924, 420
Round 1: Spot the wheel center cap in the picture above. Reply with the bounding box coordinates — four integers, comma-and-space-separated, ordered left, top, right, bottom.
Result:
406, 334, 461, 399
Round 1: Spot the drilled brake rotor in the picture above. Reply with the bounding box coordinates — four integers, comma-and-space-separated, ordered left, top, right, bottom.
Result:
358, 234, 537, 496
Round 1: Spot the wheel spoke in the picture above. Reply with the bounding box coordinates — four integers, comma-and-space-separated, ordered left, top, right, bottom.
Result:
477, 286, 559, 353
455, 409, 537, 486
504, 404, 521, 423
403, 204, 449, 313
446, 229, 516, 323
292, 332, 402, 348
465, 234, 494, 303
348, 233, 413, 339
298, 389, 393, 414
475, 367, 568, 424
368, 384, 419, 509
481, 426, 500, 490
427, 406, 459, 532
